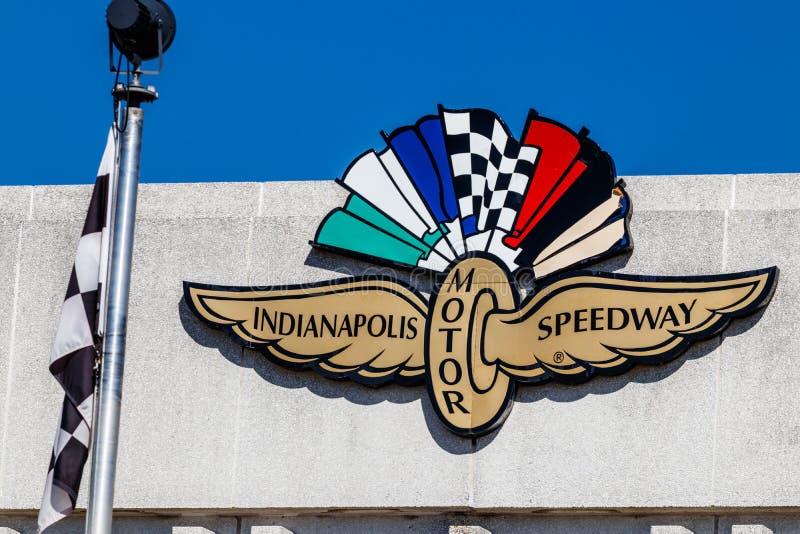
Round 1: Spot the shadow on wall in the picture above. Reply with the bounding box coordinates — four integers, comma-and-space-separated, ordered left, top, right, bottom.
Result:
178, 245, 768, 455
178, 295, 473, 455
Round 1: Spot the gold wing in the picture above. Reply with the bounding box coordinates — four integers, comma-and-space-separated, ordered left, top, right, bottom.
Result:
184, 278, 429, 386
483, 268, 777, 383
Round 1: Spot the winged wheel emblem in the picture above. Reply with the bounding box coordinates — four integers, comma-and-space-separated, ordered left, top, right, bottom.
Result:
185, 257, 776, 436
184, 106, 777, 437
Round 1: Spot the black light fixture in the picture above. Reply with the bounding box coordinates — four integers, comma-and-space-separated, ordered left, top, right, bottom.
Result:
107, 0, 176, 67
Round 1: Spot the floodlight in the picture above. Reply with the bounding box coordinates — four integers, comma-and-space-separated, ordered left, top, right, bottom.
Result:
107, 0, 176, 66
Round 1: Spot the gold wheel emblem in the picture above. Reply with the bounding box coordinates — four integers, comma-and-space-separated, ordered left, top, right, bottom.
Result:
427, 257, 516, 435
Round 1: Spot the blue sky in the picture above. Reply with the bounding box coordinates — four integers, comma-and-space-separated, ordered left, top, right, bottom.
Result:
1, 1, 798, 185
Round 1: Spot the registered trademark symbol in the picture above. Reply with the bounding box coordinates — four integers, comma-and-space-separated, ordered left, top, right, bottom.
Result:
554, 351, 564, 363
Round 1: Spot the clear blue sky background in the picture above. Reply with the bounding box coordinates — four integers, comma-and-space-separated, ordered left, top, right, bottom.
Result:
1, 1, 798, 185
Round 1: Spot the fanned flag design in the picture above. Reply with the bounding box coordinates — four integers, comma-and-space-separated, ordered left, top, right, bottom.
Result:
313, 106, 631, 279
39, 127, 117, 533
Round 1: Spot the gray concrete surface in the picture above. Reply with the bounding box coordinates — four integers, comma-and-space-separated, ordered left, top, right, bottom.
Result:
0, 175, 798, 530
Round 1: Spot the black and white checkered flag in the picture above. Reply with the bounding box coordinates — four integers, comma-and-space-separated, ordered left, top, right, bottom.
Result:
442, 108, 539, 232
39, 127, 117, 533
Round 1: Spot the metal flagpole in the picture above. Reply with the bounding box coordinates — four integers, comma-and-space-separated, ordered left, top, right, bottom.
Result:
85, 74, 157, 534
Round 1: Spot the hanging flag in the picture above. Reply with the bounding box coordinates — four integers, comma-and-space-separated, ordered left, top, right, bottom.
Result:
39, 127, 117, 533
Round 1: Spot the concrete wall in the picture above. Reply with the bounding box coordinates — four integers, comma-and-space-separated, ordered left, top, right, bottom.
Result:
0, 175, 798, 533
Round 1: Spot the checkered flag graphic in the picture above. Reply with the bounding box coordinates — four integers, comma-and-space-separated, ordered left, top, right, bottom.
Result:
39, 127, 117, 533
442, 108, 539, 232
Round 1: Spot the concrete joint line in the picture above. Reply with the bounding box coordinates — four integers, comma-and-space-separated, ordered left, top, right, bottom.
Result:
720, 174, 735, 271
468, 439, 476, 507
0, 189, 32, 500
257, 182, 265, 218
231, 200, 258, 501
229, 345, 247, 504
710, 175, 736, 503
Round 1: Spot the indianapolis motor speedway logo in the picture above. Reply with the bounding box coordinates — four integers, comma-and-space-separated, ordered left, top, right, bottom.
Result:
185, 106, 777, 437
